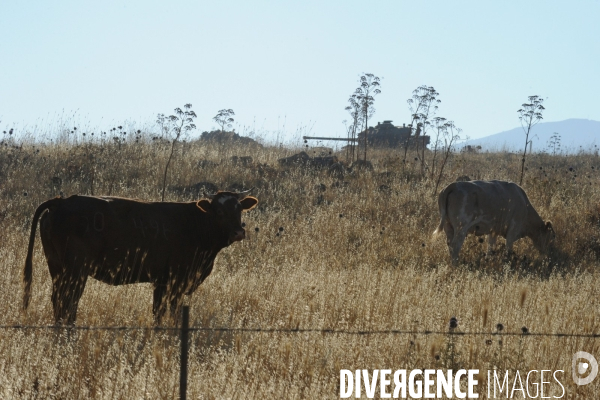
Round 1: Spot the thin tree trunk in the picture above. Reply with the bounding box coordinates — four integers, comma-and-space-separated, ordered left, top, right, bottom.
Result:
351, 125, 356, 162
363, 115, 368, 162
422, 136, 426, 176
519, 127, 530, 185
433, 145, 453, 197
162, 133, 180, 201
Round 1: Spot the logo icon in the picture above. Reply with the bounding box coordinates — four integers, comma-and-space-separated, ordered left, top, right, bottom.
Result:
572, 351, 598, 386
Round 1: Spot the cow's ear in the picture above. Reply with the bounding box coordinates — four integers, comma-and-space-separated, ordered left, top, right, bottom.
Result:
197, 199, 212, 213
240, 196, 258, 211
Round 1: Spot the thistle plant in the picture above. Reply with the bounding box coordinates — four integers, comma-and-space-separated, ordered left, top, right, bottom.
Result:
158, 104, 196, 201
518, 95, 545, 185
213, 109, 235, 133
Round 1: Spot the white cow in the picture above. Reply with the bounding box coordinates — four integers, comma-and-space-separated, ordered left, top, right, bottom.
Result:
434, 180, 554, 265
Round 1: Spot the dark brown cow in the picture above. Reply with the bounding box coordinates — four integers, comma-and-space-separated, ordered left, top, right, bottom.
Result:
23, 191, 258, 324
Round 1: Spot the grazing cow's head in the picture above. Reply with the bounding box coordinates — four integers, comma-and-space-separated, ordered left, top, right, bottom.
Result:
535, 221, 556, 252
197, 190, 258, 244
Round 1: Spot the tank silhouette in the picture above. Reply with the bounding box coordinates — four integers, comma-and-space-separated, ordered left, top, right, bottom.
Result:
358, 120, 430, 148
303, 120, 430, 149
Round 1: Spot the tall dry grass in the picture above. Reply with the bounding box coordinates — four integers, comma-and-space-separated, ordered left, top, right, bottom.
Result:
1, 127, 600, 398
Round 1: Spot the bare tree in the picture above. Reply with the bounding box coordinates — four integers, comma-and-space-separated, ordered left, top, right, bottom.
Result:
344, 94, 361, 162
547, 132, 561, 156
517, 95, 545, 185
433, 121, 462, 196
213, 109, 235, 133
353, 73, 381, 162
159, 104, 197, 201
429, 116, 448, 180
406, 85, 440, 175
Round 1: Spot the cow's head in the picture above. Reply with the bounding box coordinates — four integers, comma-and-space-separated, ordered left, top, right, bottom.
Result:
197, 190, 258, 244
535, 221, 556, 252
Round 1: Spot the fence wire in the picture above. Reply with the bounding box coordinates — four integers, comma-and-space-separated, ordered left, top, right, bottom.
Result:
3, 308, 595, 400
1, 324, 599, 338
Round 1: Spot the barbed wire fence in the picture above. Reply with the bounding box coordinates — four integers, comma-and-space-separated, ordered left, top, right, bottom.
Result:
2, 305, 599, 399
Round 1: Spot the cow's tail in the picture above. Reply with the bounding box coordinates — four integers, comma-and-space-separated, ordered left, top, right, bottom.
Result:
433, 184, 453, 236
23, 198, 60, 310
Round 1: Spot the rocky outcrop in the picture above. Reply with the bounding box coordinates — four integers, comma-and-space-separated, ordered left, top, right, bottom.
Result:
278, 151, 338, 168
199, 130, 262, 147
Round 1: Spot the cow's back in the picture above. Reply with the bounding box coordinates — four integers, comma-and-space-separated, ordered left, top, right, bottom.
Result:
39, 195, 205, 284
469, 180, 529, 208
455, 180, 530, 235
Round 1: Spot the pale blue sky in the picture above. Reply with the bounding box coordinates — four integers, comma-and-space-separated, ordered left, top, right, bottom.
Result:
1, 1, 599, 143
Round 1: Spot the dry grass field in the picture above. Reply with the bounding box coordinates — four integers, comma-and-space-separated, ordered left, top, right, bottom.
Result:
1, 128, 600, 398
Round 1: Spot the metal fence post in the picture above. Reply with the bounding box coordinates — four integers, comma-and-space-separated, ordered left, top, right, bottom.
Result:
180, 306, 189, 400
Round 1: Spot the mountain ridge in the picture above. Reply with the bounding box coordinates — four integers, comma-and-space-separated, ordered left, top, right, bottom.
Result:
461, 119, 600, 153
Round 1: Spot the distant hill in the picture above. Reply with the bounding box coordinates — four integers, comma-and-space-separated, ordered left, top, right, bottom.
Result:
461, 119, 600, 153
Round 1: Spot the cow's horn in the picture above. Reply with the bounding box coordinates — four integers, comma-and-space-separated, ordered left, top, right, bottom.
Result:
236, 187, 254, 199
203, 191, 217, 200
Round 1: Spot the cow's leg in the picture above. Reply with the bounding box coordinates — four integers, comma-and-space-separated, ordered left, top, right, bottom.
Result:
66, 273, 87, 325
51, 272, 88, 325
450, 227, 468, 266
48, 261, 65, 324
167, 282, 186, 324
153, 282, 186, 325
487, 234, 497, 255
51, 275, 67, 324
505, 230, 518, 258
153, 284, 168, 325
443, 222, 455, 259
